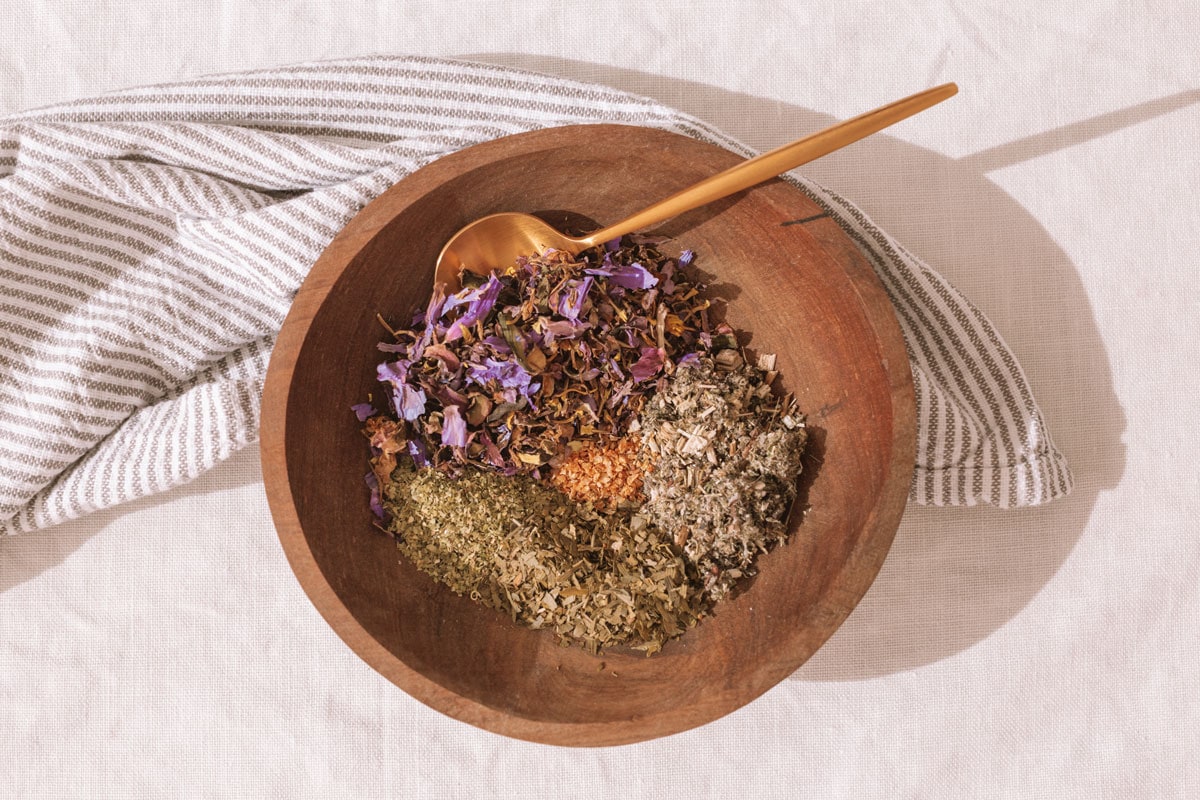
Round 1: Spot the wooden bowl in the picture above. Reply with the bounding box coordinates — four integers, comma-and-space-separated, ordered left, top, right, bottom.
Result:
260, 124, 915, 746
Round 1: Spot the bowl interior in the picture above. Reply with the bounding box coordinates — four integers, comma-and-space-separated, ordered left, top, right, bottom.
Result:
261, 124, 915, 746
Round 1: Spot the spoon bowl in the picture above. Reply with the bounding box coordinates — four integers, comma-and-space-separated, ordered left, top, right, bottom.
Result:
434, 212, 589, 286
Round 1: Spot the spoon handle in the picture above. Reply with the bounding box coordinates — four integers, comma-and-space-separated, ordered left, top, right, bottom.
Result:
576, 82, 958, 249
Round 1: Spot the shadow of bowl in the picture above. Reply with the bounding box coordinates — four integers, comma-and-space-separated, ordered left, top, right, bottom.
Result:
470, 54, 1132, 678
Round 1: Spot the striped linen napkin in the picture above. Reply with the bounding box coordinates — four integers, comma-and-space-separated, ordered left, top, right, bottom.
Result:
0, 55, 1071, 536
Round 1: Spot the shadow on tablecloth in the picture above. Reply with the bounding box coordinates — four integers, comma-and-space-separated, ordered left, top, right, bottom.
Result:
475, 54, 1146, 678
0, 448, 264, 594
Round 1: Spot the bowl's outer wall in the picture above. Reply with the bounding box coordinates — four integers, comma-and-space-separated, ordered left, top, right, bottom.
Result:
261, 125, 916, 746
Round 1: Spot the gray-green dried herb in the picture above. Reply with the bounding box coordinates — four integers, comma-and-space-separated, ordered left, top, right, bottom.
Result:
636, 353, 808, 603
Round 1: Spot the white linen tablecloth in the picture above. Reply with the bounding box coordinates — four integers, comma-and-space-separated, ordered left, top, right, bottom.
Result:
2, 1, 1196, 797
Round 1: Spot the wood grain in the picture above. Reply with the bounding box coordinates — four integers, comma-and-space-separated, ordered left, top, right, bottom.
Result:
260, 124, 916, 746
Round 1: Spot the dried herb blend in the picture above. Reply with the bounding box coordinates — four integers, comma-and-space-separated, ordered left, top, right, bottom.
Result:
359, 237, 807, 655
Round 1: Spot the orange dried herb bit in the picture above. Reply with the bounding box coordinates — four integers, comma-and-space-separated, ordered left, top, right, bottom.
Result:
549, 436, 652, 511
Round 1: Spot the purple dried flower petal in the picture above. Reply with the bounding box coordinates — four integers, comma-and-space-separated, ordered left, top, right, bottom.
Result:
541, 318, 591, 340
586, 262, 658, 290
423, 342, 461, 371
376, 359, 407, 384
421, 284, 448, 346
444, 274, 502, 342
427, 283, 449, 318
441, 404, 468, 448
629, 345, 666, 382
468, 357, 534, 392
556, 276, 593, 321
364, 472, 385, 520
607, 380, 634, 409
396, 384, 428, 421
612, 262, 658, 290
679, 249, 695, 266
431, 384, 468, 408
479, 432, 506, 468
481, 334, 512, 353
604, 355, 625, 382
520, 329, 543, 351
351, 402, 376, 422
407, 438, 429, 468
376, 360, 427, 421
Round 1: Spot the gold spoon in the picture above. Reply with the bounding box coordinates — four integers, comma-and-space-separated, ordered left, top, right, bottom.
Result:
435, 83, 957, 289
